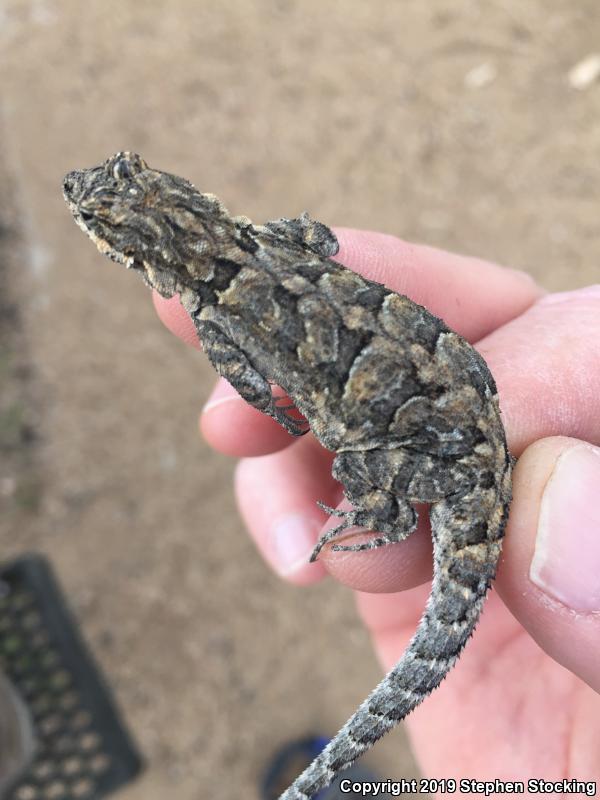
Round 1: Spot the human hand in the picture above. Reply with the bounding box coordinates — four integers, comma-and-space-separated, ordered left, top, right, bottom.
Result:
154, 230, 600, 787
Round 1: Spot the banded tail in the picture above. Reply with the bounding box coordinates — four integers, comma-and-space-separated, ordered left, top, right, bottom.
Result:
278, 459, 512, 800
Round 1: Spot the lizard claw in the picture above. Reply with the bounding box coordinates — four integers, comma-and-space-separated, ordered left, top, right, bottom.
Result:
331, 536, 389, 553
272, 404, 310, 436
309, 524, 344, 562
316, 501, 348, 518
310, 506, 358, 561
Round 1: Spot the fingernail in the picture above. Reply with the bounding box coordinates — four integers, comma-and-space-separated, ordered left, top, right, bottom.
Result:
270, 513, 319, 576
507, 266, 542, 291
530, 444, 600, 612
202, 380, 239, 414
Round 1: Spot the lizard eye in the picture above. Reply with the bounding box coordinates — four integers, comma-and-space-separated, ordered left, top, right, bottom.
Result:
108, 152, 148, 181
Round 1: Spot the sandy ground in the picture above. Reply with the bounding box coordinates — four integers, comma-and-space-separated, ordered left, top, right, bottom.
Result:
1, 2, 599, 798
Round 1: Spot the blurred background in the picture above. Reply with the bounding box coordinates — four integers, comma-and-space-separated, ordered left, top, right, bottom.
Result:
1, 2, 599, 798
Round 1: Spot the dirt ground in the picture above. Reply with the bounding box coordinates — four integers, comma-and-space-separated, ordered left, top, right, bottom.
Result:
1, 2, 599, 799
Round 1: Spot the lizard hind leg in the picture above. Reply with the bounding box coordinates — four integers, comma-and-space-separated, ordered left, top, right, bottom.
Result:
310, 450, 418, 561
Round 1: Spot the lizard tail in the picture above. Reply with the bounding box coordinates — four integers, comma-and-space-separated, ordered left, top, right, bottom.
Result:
278, 460, 512, 800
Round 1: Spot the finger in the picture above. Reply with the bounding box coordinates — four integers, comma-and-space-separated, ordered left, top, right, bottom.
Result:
334, 228, 541, 341
497, 435, 600, 693
317, 503, 434, 593
200, 380, 300, 457
152, 292, 199, 349
154, 229, 542, 458
354, 583, 433, 660
480, 285, 600, 455
234, 435, 337, 585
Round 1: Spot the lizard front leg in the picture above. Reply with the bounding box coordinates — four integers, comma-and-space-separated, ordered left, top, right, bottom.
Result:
194, 318, 309, 436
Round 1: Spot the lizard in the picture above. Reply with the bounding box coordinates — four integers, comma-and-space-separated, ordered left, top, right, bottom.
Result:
63, 152, 513, 800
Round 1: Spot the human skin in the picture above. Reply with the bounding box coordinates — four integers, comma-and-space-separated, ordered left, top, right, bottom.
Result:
154, 229, 600, 791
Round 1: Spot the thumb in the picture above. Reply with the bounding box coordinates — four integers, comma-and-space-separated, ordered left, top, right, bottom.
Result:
498, 436, 600, 693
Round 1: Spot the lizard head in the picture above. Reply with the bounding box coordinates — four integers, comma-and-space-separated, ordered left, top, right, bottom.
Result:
63, 152, 232, 298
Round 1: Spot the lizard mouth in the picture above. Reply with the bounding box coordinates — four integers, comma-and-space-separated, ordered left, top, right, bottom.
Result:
62, 174, 75, 198
62, 170, 92, 233
62, 171, 132, 268
62, 170, 84, 206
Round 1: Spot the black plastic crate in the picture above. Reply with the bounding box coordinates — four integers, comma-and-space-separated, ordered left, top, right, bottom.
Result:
0, 554, 142, 799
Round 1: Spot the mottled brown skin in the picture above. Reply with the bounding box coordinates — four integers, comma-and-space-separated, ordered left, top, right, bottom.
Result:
63, 153, 512, 800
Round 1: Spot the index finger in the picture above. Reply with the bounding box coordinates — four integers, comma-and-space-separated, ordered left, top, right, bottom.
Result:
334, 229, 542, 342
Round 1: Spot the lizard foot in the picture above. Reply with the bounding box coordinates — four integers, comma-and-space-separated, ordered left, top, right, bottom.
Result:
311, 495, 418, 561
272, 397, 310, 436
